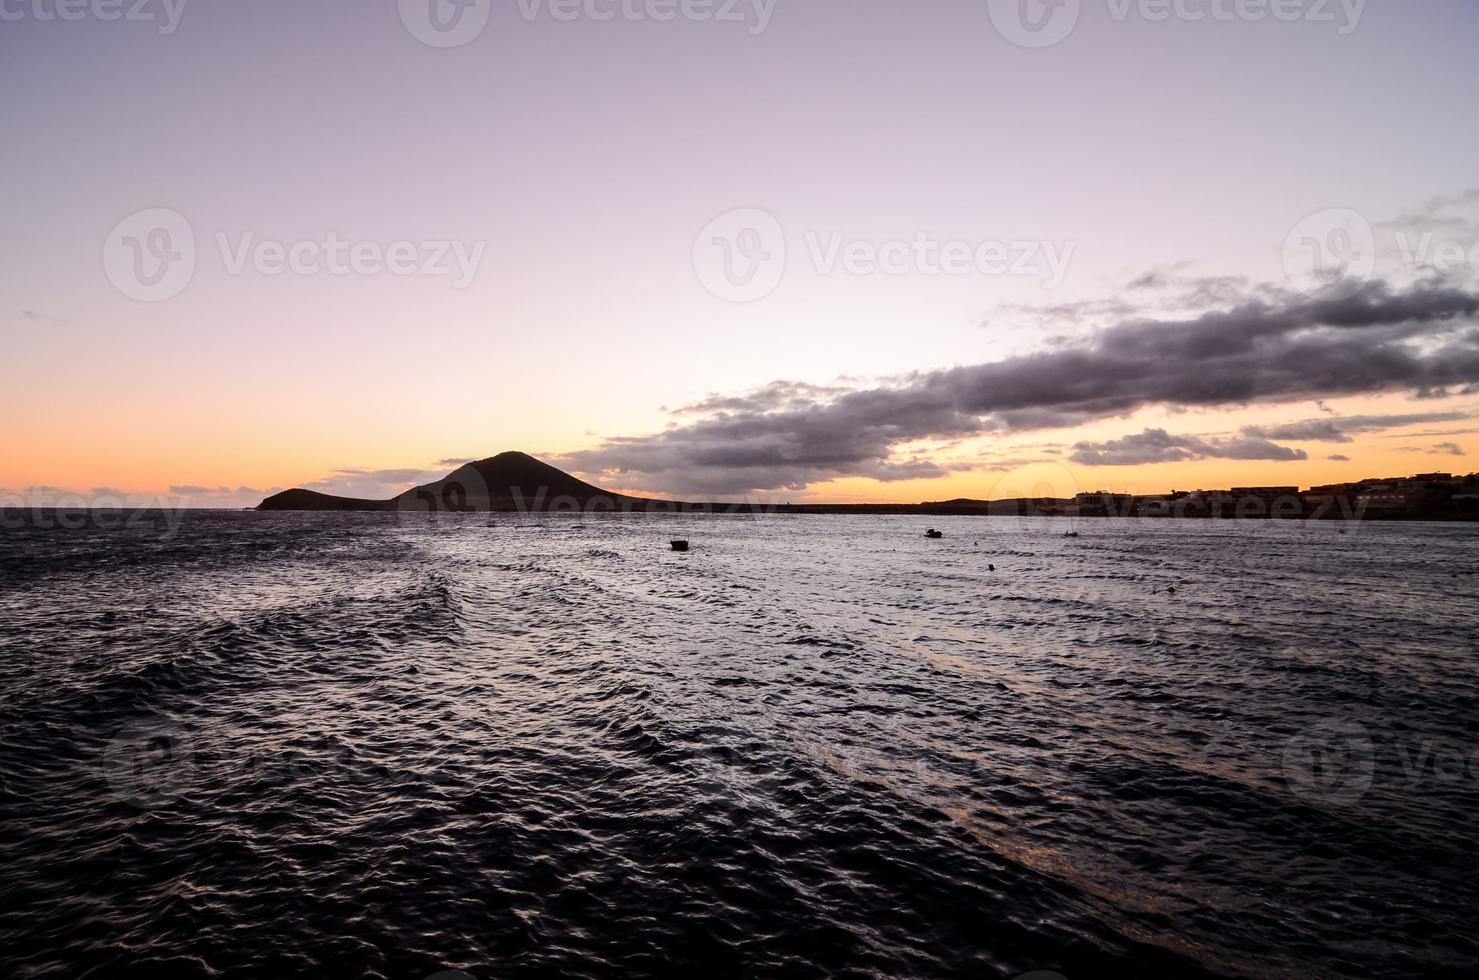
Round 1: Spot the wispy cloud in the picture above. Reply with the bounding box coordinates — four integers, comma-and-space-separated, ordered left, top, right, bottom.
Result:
167, 486, 271, 506
1243, 411, 1472, 443
301, 467, 430, 499
1396, 442, 1469, 457
1381, 428, 1479, 439
1069, 428, 1307, 467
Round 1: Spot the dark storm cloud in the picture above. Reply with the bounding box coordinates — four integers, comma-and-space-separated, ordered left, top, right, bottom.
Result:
1069, 429, 1308, 467
561, 280, 1479, 494
1242, 411, 1472, 443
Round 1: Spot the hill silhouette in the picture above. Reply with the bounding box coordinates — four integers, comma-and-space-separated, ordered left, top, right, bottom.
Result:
258, 452, 647, 512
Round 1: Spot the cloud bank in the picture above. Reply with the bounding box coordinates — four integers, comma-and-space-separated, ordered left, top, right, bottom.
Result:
561, 280, 1479, 494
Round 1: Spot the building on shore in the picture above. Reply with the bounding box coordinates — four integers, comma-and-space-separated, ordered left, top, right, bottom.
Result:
1061, 473, 1477, 521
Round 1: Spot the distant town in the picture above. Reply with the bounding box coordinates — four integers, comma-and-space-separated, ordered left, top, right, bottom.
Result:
917, 472, 1479, 522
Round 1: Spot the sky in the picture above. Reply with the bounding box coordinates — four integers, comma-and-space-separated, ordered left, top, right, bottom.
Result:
2, 0, 1478, 506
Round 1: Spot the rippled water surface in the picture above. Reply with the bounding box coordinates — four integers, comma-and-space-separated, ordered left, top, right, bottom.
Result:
2, 512, 1477, 978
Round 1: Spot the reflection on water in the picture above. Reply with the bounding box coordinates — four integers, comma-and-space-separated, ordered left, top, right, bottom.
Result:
1, 512, 1476, 978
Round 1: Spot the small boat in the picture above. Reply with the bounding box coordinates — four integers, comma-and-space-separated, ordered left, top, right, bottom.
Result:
1064, 531, 1080, 538
925, 529, 944, 539
670, 540, 690, 552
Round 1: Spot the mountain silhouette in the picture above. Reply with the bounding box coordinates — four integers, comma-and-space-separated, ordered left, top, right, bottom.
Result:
258, 452, 645, 512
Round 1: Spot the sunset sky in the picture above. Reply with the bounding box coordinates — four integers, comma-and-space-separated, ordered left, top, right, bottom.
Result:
3, 0, 1478, 506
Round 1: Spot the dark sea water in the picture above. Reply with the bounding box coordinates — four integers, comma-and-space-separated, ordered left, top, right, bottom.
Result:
1, 511, 1477, 979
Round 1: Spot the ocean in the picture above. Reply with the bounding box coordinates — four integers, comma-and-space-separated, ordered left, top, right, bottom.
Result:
1, 511, 1476, 978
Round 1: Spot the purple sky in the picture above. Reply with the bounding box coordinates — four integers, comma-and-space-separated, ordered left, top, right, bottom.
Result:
2, 0, 1477, 503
